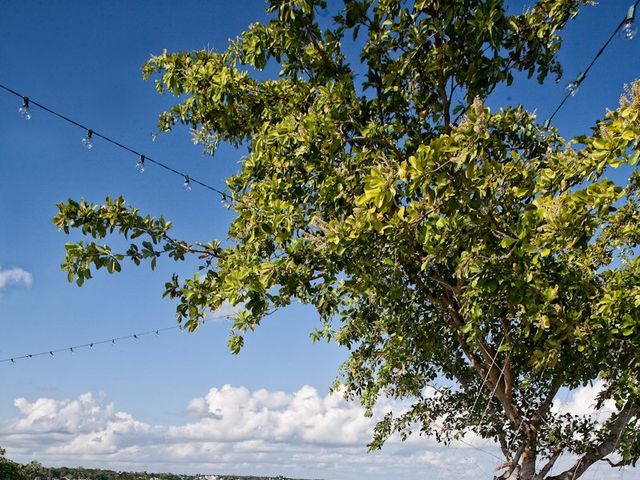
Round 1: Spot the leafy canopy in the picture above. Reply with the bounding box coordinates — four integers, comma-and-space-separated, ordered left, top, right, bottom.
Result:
54, 1, 640, 479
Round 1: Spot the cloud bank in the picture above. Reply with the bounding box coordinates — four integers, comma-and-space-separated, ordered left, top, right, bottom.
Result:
0, 385, 489, 480
0, 383, 633, 480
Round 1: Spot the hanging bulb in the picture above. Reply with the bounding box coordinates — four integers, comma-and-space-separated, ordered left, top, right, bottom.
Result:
566, 72, 585, 97
18, 97, 31, 120
566, 81, 579, 96
183, 176, 192, 191
82, 129, 94, 150
535, 119, 551, 142
136, 155, 145, 173
620, 5, 637, 41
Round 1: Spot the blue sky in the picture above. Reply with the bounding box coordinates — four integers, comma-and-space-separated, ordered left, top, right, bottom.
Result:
0, 1, 639, 479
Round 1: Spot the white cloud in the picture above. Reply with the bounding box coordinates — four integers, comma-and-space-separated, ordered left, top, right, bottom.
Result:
0, 267, 33, 289
175, 384, 378, 445
1, 383, 633, 480
552, 379, 617, 421
0, 386, 498, 480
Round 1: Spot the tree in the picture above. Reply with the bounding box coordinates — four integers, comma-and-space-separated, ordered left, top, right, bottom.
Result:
53, 1, 640, 479
0, 446, 26, 480
21, 460, 44, 479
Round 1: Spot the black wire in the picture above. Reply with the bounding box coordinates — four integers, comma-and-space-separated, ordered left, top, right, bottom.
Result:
0, 315, 226, 365
0, 83, 229, 199
547, 0, 639, 124
2, 2, 637, 158
2, 2, 638, 195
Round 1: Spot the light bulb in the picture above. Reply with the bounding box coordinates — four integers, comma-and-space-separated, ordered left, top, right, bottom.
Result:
621, 19, 637, 40
621, 5, 637, 41
566, 80, 579, 97
82, 130, 94, 150
183, 176, 192, 191
536, 120, 551, 141
18, 97, 31, 120
565, 72, 585, 97
136, 155, 145, 173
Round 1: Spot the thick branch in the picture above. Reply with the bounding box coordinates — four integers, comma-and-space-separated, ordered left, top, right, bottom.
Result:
546, 400, 638, 480
496, 444, 525, 480
442, 291, 520, 424
536, 446, 563, 480
304, 18, 337, 76
434, 31, 451, 134
531, 374, 562, 428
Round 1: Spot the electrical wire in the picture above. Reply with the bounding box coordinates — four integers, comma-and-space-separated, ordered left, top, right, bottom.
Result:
0, 313, 229, 366
468, 336, 506, 418
1, 3, 637, 468
1, 1, 637, 187
546, 0, 640, 125
0, 83, 229, 199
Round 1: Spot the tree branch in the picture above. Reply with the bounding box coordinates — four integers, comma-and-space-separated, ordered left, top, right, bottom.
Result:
344, 135, 403, 160
531, 374, 562, 428
304, 17, 337, 76
496, 444, 524, 479
536, 446, 563, 480
546, 400, 638, 480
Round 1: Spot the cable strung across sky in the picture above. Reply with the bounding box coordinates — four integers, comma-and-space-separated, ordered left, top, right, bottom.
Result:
0, 82, 228, 198
547, 1, 639, 125
0, 4, 638, 192
0, 313, 228, 366
0, 3, 637, 373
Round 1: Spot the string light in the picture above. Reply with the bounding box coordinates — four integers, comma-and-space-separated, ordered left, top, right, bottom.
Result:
0, 83, 228, 197
547, 1, 640, 125
1, 2, 637, 187
565, 72, 585, 97
1, 314, 228, 366
18, 96, 31, 120
136, 154, 145, 174
621, 5, 637, 41
81, 129, 94, 150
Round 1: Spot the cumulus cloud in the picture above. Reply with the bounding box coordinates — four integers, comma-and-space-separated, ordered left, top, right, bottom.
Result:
0, 267, 33, 289
552, 379, 617, 420
2, 383, 632, 480
177, 384, 379, 446
0, 386, 496, 480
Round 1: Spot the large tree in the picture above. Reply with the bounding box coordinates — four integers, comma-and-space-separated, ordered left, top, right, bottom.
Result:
54, 1, 640, 479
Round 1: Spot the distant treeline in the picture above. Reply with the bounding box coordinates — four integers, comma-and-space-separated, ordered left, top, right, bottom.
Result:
44, 470, 301, 480
1, 447, 312, 480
